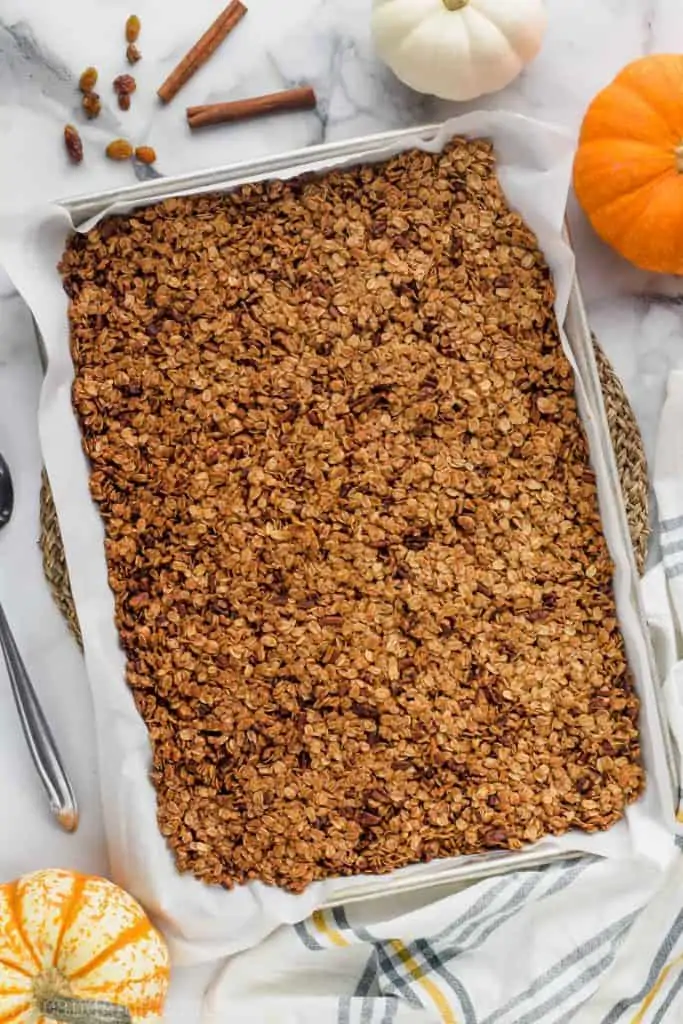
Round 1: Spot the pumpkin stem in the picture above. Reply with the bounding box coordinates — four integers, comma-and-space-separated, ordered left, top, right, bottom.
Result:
676, 144, 683, 173
443, 0, 469, 9
33, 967, 132, 1023
38, 996, 132, 1024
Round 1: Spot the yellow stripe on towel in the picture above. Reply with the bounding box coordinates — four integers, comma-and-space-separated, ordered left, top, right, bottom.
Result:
630, 952, 683, 1024
389, 939, 458, 1024
312, 909, 350, 948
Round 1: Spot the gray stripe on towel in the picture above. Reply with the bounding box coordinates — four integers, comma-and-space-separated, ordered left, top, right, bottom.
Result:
379, 999, 399, 1024
361, 995, 374, 1024
508, 948, 624, 1024
660, 514, 683, 533
355, 953, 379, 998
430, 874, 520, 946
295, 920, 325, 951
482, 912, 636, 1024
600, 908, 683, 1024
652, 967, 683, 1024
338, 995, 352, 1024
449, 871, 546, 951
414, 938, 477, 1024
373, 944, 424, 1008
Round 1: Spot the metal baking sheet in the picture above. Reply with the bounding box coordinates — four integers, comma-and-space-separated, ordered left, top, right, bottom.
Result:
36, 122, 677, 907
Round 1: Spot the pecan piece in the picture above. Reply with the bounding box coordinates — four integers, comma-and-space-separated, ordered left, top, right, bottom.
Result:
358, 812, 382, 828
403, 529, 431, 551
483, 828, 508, 847
82, 92, 101, 119
114, 74, 137, 96
63, 124, 83, 164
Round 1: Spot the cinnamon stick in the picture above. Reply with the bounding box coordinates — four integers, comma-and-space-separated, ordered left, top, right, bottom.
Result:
157, 0, 247, 104
187, 86, 317, 129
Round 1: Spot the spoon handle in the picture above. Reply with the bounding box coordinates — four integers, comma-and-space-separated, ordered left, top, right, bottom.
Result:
0, 601, 78, 832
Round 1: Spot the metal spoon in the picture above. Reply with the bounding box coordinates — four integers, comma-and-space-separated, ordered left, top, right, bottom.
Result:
0, 453, 78, 831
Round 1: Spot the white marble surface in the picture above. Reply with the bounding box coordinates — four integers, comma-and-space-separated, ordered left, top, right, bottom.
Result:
0, 0, 682, 1019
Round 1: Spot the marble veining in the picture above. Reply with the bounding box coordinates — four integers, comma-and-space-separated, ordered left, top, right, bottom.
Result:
0, 1, 683, 1019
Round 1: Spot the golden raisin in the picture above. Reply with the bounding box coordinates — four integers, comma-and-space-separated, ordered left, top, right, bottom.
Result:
134, 146, 156, 165
106, 138, 133, 161
82, 92, 101, 119
126, 43, 141, 64
63, 124, 83, 164
113, 74, 137, 95
125, 14, 141, 42
79, 66, 98, 93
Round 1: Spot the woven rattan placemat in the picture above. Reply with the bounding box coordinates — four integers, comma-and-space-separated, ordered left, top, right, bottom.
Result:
38, 337, 650, 650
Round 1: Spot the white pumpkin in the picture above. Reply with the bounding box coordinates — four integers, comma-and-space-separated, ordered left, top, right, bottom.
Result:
371, 0, 547, 102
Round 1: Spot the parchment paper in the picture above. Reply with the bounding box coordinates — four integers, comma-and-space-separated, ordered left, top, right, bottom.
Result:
0, 112, 675, 966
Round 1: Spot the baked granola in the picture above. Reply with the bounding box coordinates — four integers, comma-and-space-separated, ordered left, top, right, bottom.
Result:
60, 138, 645, 892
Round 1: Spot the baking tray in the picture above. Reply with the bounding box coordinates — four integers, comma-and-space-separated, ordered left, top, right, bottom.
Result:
37, 122, 678, 908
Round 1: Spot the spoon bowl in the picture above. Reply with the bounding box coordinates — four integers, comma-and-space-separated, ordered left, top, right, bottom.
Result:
0, 453, 13, 529
0, 452, 78, 831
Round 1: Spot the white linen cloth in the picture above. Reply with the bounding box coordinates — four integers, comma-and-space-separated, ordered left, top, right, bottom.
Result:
202, 370, 683, 1024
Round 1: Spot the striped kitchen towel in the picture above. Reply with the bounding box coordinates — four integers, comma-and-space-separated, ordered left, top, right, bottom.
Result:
203, 851, 683, 1024
651, 370, 683, 596
572, 849, 683, 1024
643, 369, 683, 825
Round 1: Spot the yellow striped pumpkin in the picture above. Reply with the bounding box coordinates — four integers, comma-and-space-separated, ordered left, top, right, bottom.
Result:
0, 869, 170, 1024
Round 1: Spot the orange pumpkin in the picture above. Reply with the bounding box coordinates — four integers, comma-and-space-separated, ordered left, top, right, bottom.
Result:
0, 869, 170, 1023
573, 54, 683, 274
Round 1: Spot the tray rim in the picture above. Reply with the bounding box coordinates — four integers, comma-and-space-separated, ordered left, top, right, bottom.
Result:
59, 123, 445, 225
40, 120, 677, 908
